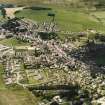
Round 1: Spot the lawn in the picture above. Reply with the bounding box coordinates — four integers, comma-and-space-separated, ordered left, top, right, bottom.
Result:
0, 38, 29, 47
91, 11, 105, 25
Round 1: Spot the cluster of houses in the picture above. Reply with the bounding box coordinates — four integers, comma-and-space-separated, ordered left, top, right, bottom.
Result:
3, 58, 18, 85
0, 44, 14, 58
0, 17, 105, 105
0, 17, 58, 42
3, 57, 27, 85
2, 48, 71, 86
2, 31, 104, 95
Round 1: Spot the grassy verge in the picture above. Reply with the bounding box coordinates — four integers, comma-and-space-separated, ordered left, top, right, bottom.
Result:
0, 64, 6, 90
0, 38, 29, 47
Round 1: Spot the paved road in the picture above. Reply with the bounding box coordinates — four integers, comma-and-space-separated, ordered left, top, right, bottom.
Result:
5, 7, 25, 18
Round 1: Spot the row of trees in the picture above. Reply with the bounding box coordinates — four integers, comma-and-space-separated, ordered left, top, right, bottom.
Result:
82, 0, 105, 8
61, 0, 105, 9
1, 8, 6, 18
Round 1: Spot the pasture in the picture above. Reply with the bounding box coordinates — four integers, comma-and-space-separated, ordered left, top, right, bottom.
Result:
16, 6, 105, 36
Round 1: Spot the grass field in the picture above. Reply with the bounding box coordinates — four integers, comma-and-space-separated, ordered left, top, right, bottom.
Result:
0, 0, 71, 5
16, 7, 105, 36
91, 11, 105, 25
0, 38, 29, 47
0, 89, 38, 105
0, 0, 46, 5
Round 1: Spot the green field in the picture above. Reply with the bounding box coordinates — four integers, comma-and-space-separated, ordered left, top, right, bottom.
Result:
91, 11, 105, 25
0, 38, 29, 47
16, 7, 105, 39
0, 89, 38, 105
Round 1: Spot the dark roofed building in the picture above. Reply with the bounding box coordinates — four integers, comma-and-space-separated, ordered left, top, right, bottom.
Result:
0, 4, 15, 9
50, 101, 59, 105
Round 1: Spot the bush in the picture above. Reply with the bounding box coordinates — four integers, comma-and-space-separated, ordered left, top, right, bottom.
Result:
24, 6, 52, 10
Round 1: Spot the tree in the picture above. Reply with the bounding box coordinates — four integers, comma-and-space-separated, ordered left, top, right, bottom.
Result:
82, 0, 105, 8
1, 8, 6, 18
48, 13, 55, 22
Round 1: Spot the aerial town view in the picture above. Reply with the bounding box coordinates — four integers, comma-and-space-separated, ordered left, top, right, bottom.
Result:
0, 0, 105, 105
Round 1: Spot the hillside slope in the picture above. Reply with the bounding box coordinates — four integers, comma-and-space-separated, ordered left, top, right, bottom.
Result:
16, 6, 105, 37
0, 0, 67, 4
0, 89, 38, 105
0, 0, 77, 5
